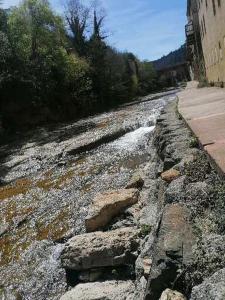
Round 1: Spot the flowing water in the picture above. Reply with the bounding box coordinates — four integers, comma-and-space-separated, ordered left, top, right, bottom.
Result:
0, 92, 177, 299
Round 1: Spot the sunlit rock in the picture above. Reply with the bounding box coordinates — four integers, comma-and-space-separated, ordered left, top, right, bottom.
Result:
160, 289, 187, 300
85, 189, 139, 232
61, 227, 140, 271
161, 169, 180, 183
60, 280, 135, 300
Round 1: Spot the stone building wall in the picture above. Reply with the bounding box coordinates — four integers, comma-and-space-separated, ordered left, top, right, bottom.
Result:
198, 0, 225, 85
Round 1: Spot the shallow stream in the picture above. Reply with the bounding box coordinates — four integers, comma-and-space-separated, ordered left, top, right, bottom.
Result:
0, 92, 177, 299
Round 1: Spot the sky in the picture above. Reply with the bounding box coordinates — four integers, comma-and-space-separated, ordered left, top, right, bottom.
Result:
2, 0, 187, 61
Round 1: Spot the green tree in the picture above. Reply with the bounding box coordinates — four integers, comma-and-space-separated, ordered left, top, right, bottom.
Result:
65, 0, 89, 56
138, 60, 157, 95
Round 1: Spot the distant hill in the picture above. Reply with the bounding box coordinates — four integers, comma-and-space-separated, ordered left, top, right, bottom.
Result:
153, 45, 187, 71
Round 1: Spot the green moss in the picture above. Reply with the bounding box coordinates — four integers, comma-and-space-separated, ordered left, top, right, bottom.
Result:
139, 224, 152, 237
189, 137, 198, 148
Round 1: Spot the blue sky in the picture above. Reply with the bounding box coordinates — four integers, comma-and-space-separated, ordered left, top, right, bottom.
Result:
2, 0, 187, 61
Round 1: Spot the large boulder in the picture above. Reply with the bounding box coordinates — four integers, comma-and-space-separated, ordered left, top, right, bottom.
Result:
191, 268, 225, 300
145, 204, 195, 300
60, 280, 135, 300
160, 289, 187, 300
85, 189, 139, 232
61, 227, 140, 271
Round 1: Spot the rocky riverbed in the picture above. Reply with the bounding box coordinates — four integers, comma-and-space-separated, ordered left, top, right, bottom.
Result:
1, 91, 225, 300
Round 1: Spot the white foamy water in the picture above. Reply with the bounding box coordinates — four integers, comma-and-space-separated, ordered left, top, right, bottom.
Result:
111, 126, 155, 151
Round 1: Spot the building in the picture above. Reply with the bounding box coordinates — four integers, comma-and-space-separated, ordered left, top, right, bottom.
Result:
186, 0, 205, 80
156, 63, 190, 87
198, 0, 225, 86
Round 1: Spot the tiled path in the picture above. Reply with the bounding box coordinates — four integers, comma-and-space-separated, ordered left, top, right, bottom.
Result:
178, 81, 225, 176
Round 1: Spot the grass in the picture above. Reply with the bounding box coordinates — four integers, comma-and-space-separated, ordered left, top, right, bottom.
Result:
139, 224, 152, 238
189, 136, 199, 148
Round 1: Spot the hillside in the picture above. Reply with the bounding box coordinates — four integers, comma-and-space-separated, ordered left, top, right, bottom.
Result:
153, 45, 187, 71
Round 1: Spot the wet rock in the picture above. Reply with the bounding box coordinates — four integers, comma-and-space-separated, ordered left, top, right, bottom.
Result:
190, 268, 225, 300
145, 204, 195, 300
126, 173, 144, 189
0, 287, 23, 300
61, 227, 140, 271
161, 169, 180, 183
160, 289, 187, 300
85, 189, 139, 232
0, 223, 9, 237
60, 280, 135, 300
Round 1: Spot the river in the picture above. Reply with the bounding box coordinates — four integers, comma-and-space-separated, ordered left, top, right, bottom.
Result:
0, 91, 178, 299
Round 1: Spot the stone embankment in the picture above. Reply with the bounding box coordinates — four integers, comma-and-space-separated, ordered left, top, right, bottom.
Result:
59, 99, 225, 300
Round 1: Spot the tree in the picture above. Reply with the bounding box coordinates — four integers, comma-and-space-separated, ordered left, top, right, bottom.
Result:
138, 60, 157, 95
65, 0, 89, 56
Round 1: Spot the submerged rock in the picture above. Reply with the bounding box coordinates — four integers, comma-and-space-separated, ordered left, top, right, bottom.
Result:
85, 189, 139, 232
60, 280, 135, 300
160, 289, 187, 300
191, 268, 225, 300
61, 227, 140, 271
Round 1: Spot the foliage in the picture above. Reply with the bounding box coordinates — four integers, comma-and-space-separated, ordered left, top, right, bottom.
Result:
0, 0, 160, 131
153, 45, 186, 71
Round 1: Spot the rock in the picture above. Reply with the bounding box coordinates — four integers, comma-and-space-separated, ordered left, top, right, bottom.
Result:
143, 258, 152, 277
61, 227, 140, 271
191, 268, 225, 300
164, 176, 186, 204
0, 223, 9, 237
78, 269, 103, 282
85, 189, 139, 232
160, 289, 187, 300
145, 204, 195, 300
60, 280, 135, 300
191, 234, 225, 280
161, 169, 180, 183
126, 174, 144, 189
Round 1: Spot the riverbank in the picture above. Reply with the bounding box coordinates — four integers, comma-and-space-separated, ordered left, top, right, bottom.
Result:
144, 99, 225, 299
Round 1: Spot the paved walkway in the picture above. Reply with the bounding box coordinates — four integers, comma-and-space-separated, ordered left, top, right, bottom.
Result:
178, 81, 225, 176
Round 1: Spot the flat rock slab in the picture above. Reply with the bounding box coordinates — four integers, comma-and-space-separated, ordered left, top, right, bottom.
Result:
61, 227, 140, 271
85, 189, 139, 232
145, 204, 195, 300
60, 280, 135, 300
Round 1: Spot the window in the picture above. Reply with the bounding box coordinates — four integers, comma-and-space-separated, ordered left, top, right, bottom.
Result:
215, 47, 218, 63
212, 0, 216, 15
219, 42, 223, 59
203, 15, 207, 34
